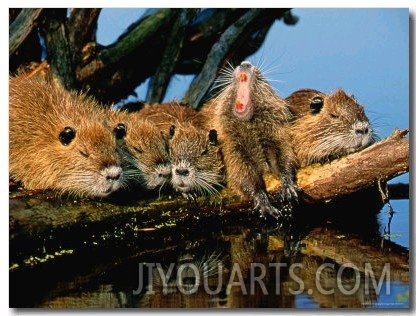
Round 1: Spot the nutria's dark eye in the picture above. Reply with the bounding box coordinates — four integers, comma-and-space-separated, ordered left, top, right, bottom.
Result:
59, 127, 76, 146
310, 97, 323, 114
114, 123, 127, 139
133, 146, 143, 154
208, 129, 218, 146
330, 113, 339, 119
169, 125, 176, 138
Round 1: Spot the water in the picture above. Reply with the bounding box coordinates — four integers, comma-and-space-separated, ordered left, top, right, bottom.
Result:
9, 185, 410, 309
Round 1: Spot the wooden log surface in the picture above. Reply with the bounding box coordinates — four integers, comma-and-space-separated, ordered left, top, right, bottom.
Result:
266, 128, 409, 203
9, 128, 409, 238
9, 128, 409, 274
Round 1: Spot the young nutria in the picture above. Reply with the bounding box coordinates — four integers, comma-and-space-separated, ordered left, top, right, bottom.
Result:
106, 110, 172, 191
9, 76, 125, 198
286, 88, 377, 167
200, 61, 298, 219
137, 102, 224, 199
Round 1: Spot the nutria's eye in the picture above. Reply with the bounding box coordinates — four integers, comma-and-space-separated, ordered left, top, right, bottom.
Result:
310, 97, 323, 114
201, 148, 208, 156
133, 146, 143, 154
330, 113, 339, 119
208, 129, 218, 146
169, 125, 176, 138
59, 127, 76, 146
114, 123, 127, 139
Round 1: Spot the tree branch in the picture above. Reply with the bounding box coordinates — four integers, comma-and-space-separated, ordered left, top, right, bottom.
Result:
99, 8, 175, 66
40, 9, 75, 89
147, 9, 199, 103
9, 8, 44, 57
266, 128, 409, 203
67, 8, 101, 65
181, 9, 266, 108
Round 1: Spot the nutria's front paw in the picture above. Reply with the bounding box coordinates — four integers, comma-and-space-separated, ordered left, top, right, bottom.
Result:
253, 191, 295, 223
279, 181, 300, 204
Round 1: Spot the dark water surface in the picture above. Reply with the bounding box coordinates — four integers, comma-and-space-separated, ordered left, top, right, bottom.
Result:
9, 185, 409, 309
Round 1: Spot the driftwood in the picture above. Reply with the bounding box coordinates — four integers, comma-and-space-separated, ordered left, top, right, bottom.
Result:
9, 128, 409, 270
9, 9, 409, 308
9, 129, 409, 307
9, 8, 297, 107
266, 128, 409, 203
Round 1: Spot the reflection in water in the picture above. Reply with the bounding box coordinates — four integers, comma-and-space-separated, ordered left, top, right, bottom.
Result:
18, 224, 406, 308
9, 186, 409, 308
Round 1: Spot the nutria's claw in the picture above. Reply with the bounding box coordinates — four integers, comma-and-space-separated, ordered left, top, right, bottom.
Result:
279, 182, 300, 204
254, 191, 282, 220
182, 192, 197, 201
257, 205, 282, 220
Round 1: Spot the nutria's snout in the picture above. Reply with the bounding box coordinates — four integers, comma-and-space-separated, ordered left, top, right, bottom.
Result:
102, 165, 123, 182
175, 168, 190, 177
287, 88, 376, 166
238, 61, 253, 70
353, 121, 371, 136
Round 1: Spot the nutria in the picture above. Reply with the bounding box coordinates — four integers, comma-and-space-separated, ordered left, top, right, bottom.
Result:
286, 88, 377, 167
137, 102, 224, 199
106, 110, 172, 191
9, 76, 125, 198
200, 61, 298, 219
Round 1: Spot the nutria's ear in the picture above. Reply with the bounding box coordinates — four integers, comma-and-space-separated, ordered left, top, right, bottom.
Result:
169, 125, 176, 139
310, 96, 323, 114
114, 123, 127, 139
59, 126, 76, 146
208, 129, 218, 146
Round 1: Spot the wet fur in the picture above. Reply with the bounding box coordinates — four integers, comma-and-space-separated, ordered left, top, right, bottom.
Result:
137, 102, 224, 199
287, 88, 377, 167
107, 110, 171, 190
200, 61, 298, 219
9, 76, 125, 198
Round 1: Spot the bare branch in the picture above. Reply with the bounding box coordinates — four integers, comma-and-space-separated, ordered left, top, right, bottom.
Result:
9, 8, 44, 57
181, 9, 265, 108
67, 8, 101, 65
98, 8, 175, 66
266, 129, 409, 203
147, 9, 199, 103
40, 9, 75, 89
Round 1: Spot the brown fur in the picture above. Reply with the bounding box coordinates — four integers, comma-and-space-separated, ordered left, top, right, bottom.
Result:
137, 102, 224, 198
286, 88, 376, 167
200, 61, 298, 219
106, 110, 171, 190
9, 76, 124, 198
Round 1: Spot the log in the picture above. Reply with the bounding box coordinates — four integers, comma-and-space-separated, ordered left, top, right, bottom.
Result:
67, 8, 101, 66
386, 183, 409, 200
9, 8, 44, 57
266, 128, 409, 203
9, 128, 409, 271
73, 9, 291, 105
9, 129, 409, 237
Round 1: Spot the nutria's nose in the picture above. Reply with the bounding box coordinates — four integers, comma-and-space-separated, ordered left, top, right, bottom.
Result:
354, 121, 370, 135
102, 166, 122, 181
175, 168, 190, 177
355, 128, 369, 135
239, 61, 253, 71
